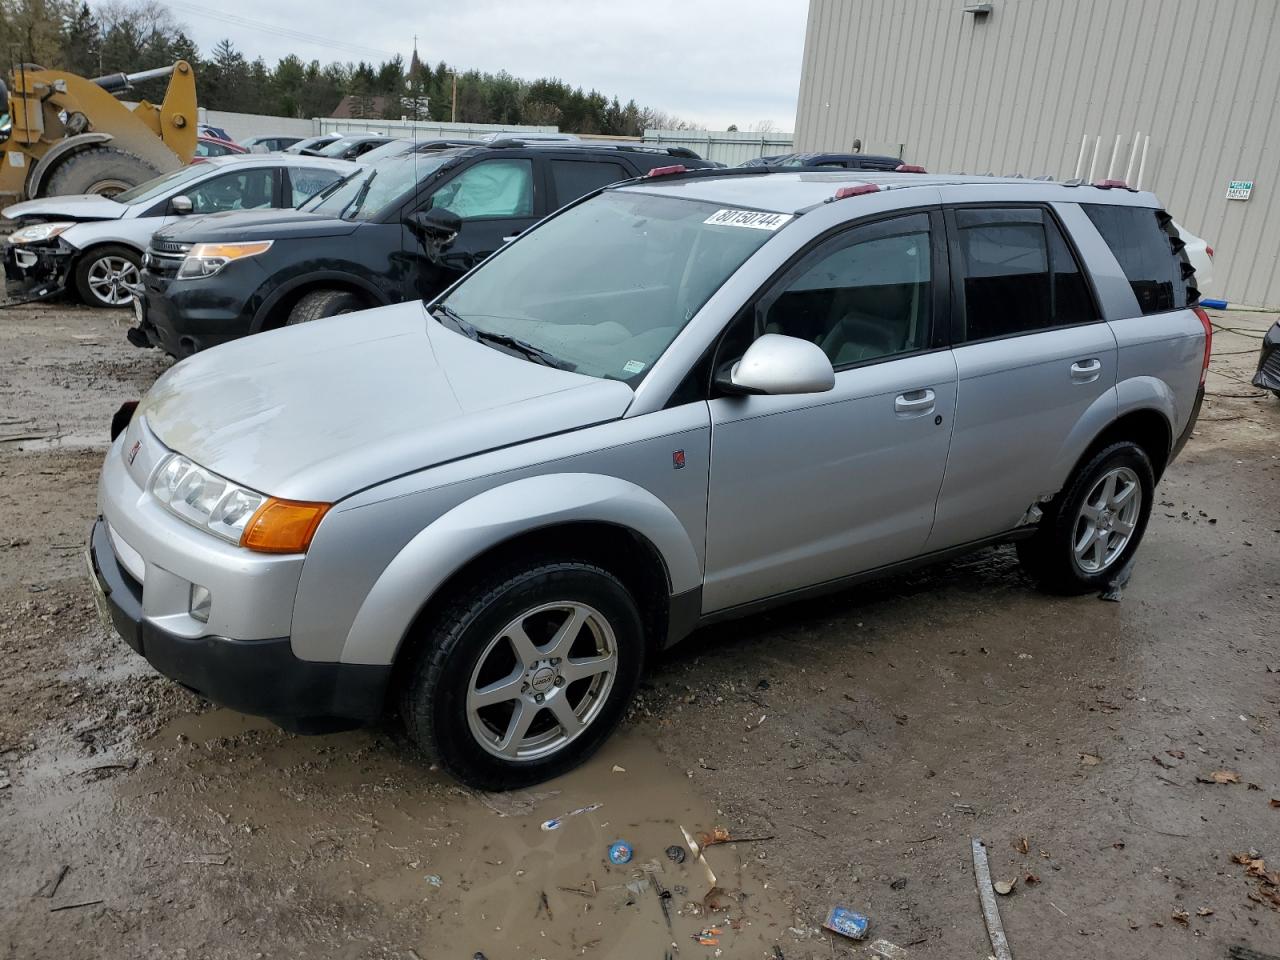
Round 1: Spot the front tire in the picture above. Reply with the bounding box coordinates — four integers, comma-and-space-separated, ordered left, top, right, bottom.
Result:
72, 244, 142, 308
286, 289, 364, 325
44, 146, 161, 197
1017, 441, 1155, 594
400, 561, 645, 790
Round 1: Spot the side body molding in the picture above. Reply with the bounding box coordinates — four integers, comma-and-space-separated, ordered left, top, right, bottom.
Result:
338, 472, 703, 665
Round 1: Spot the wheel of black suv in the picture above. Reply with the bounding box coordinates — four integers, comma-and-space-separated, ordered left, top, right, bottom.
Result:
1017, 441, 1156, 594
400, 561, 645, 790
286, 289, 364, 325
72, 244, 142, 308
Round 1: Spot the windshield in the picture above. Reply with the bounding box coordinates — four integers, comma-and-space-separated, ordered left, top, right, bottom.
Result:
113, 164, 214, 205
298, 152, 454, 220
318, 136, 378, 157
441, 190, 782, 383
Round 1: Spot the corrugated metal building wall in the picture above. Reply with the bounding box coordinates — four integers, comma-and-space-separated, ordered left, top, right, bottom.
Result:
794, 0, 1280, 308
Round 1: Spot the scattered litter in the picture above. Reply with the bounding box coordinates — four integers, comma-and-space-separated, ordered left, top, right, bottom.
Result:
692, 926, 722, 946
1014, 837, 1030, 855
1196, 907, 1213, 916
971, 839, 1013, 960
1024, 874, 1041, 885
535, 890, 552, 920
425, 874, 442, 888
1171, 908, 1190, 926
1197, 770, 1241, 784
649, 872, 674, 932
821, 905, 869, 940
994, 879, 1016, 896
608, 841, 633, 865
184, 853, 230, 866
698, 826, 732, 847
557, 880, 597, 898
36, 864, 69, 898
49, 899, 102, 913
680, 825, 718, 889
666, 844, 687, 864
868, 940, 910, 960
540, 802, 602, 831
611, 764, 626, 773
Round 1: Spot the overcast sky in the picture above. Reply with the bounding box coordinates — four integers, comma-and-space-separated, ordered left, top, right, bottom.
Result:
164, 0, 810, 130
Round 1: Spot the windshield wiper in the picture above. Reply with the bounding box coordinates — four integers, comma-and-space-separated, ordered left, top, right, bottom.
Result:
431, 304, 573, 370
343, 169, 378, 220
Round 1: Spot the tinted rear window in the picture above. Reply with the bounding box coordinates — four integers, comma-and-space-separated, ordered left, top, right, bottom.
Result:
1082, 204, 1188, 314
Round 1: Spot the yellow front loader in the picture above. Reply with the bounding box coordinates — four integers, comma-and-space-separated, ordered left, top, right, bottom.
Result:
0, 60, 197, 204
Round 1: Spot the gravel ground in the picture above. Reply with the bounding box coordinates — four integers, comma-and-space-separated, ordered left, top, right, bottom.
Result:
0, 302, 1277, 960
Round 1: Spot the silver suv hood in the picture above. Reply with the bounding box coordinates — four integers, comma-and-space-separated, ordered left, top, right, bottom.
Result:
138, 302, 635, 502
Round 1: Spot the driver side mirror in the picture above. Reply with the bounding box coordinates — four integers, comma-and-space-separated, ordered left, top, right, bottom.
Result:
405, 208, 462, 244
169, 195, 193, 215
714, 334, 836, 396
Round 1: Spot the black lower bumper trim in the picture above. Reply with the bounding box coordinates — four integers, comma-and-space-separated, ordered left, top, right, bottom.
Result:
89, 519, 390, 726
1170, 385, 1205, 463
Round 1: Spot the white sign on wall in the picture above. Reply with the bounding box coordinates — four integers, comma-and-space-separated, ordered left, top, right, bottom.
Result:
1226, 179, 1254, 200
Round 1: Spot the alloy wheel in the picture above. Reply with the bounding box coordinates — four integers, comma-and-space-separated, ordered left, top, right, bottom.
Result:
465, 601, 618, 761
1072, 465, 1142, 574
86, 256, 140, 306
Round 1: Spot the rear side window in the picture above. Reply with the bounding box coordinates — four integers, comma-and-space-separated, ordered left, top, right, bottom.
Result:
1082, 204, 1187, 314
550, 160, 629, 206
954, 207, 1095, 341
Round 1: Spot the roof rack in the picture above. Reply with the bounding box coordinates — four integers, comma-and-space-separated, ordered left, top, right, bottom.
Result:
482, 138, 707, 160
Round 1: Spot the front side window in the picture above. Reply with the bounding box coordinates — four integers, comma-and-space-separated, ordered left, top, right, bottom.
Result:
760, 214, 932, 367
1082, 203, 1187, 314
185, 169, 274, 214
955, 207, 1095, 341
441, 190, 780, 382
429, 159, 534, 219
299, 152, 454, 221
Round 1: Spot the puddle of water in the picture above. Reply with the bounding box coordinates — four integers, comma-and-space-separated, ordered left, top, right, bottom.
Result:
136, 710, 793, 958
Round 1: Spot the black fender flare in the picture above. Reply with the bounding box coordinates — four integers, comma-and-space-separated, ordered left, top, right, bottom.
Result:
250, 270, 394, 332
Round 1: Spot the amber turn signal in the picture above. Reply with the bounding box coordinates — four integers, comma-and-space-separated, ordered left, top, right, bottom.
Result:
240, 498, 330, 554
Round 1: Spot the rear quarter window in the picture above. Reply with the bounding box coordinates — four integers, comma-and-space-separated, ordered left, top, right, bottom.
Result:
1082, 204, 1191, 314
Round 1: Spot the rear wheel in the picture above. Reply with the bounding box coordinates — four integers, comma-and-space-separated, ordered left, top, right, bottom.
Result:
1016, 441, 1155, 594
72, 244, 141, 308
286, 289, 365, 325
400, 560, 645, 790
44, 146, 161, 198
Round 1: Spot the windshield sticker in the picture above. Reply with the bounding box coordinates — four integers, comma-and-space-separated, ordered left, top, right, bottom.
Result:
622, 359, 646, 374
703, 209, 793, 231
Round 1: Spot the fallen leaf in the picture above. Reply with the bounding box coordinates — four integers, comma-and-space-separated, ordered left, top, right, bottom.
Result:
1248, 782, 1261, 791
1196, 770, 1241, 784
1079, 753, 1102, 766
1196, 907, 1213, 917
1271, 799, 1280, 809
1171, 909, 1190, 926
1166, 750, 1186, 760
1025, 873, 1041, 885
697, 827, 732, 848
1014, 836, 1030, 855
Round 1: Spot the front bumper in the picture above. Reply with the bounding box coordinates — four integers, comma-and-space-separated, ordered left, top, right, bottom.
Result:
91, 421, 390, 728
3, 239, 72, 301
89, 519, 389, 728
136, 263, 257, 358
1251, 322, 1280, 392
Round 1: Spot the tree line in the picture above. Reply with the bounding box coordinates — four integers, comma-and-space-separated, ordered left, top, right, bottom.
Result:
0, 0, 700, 134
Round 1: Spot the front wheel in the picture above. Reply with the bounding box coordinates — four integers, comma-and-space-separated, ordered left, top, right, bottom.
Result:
72, 244, 142, 308
1017, 441, 1155, 594
400, 561, 645, 790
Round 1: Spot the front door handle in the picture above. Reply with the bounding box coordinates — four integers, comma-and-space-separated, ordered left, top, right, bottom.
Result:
1070, 358, 1102, 383
894, 388, 936, 416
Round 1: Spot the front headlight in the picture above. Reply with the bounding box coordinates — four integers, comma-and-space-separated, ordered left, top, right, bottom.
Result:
151, 454, 329, 553
7, 221, 74, 245
176, 240, 273, 279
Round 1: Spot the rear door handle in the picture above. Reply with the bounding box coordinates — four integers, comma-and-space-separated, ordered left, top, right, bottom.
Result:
1070, 358, 1102, 382
894, 388, 936, 416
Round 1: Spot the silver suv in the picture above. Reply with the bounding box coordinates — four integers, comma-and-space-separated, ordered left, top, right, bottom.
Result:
89, 170, 1210, 789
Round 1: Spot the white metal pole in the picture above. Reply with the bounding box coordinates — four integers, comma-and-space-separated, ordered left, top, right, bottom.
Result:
1074, 134, 1089, 180
1106, 133, 1122, 180
1136, 135, 1150, 190
1124, 131, 1141, 185
1087, 136, 1101, 182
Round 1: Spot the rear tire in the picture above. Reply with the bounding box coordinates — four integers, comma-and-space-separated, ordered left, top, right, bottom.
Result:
399, 560, 645, 790
44, 147, 162, 197
1016, 441, 1155, 594
72, 244, 142, 308
286, 289, 365, 324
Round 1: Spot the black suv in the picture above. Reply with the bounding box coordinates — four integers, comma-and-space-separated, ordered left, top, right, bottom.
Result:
130, 141, 714, 356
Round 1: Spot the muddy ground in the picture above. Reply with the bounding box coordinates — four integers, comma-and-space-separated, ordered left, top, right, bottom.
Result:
1, 302, 1277, 960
